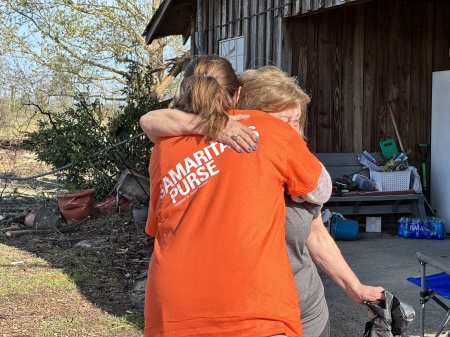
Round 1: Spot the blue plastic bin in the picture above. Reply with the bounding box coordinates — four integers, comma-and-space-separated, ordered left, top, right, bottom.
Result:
331, 215, 359, 240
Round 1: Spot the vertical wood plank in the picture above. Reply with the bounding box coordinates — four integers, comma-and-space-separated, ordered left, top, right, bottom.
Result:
432, 2, 446, 71
302, 0, 311, 14
316, 11, 333, 152
248, 0, 258, 67
257, 0, 266, 66
227, 0, 233, 37
294, 0, 301, 15
399, 0, 412, 160
331, 10, 343, 152
422, 2, 433, 145
207, 0, 214, 54
220, 0, 228, 40
307, 16, 319, 151
190, 11, 196, 57
212, 0, 219, 55
296, 17, 309, 89
203, 0, 209, 54
351, 4, 363, 152
235, 0, 242, 36
265, 0, 274, 63
433, 3, 450, 71
294, 14, 316, 148
339, 5, 357, 152
289, 19, 297, 75
283, 0, 291, 17
242, 0, 250, 68
279, 6, 292, 72
221, 0, 227, 39
409, 0, 423, 160
273, 0, 282, 67
362, 0, 376, 153
375, 1, 389, 151
387, 0, 407, 154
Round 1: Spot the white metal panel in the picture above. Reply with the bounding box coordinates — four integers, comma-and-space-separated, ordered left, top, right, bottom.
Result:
431, 70, 450, 233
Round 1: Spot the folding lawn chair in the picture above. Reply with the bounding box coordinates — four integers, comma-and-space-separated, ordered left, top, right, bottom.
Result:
407, 252, 450, 337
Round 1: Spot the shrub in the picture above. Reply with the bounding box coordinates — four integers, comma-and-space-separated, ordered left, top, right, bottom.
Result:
26, 63, 160, 200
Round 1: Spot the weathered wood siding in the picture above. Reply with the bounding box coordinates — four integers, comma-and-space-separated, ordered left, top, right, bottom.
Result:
201, 0, 290, 67
289, 0, 450, 170
200, 0, 367, 63
199, 0, 450, 177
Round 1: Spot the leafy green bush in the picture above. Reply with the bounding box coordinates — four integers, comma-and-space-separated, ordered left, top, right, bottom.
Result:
26, 63, 160, 200
108, 63, 160, 175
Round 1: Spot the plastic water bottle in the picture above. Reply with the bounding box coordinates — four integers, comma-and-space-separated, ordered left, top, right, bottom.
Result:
422, 218, 433, 239
408, 218, 416, 238
404, 217, 412, 238
397, 217, 408, 237
397, 217, 403, 237
429, 217, 437, 239
352, 174, 376, 191
435, 218, 445, 240
419, 218, 426, 239
402, 216, 411, 238
410, 218, 422, 239
362, 151, 379, 165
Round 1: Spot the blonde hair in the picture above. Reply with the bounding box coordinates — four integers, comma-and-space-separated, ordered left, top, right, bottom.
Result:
236, 66, 310, 137
172, 55, 239, 139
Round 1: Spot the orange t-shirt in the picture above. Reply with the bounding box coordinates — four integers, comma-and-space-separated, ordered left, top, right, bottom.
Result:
144, 109, 322, 337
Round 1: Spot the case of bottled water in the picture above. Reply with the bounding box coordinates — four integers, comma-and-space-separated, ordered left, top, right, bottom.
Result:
397, 216, 445, 240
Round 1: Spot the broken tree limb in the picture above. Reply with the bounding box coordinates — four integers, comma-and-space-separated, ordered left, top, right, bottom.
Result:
5, 218, 87, 236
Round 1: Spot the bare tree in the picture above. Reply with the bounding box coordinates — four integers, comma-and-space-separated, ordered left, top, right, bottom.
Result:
0, 0, 188, 101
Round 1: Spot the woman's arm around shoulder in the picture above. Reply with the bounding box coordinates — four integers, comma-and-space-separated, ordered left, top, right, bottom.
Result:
139, 108, 200, 143
139, 108, 259, 152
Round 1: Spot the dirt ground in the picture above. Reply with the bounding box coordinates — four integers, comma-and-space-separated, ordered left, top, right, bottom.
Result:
0, 209, 153, 336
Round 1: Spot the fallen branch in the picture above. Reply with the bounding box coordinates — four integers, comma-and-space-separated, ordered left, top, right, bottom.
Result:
5, 218, 88, 236
1, 226, 21, 232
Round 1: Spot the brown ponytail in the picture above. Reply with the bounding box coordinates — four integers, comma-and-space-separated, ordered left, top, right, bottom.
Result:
172, 55, 239, 140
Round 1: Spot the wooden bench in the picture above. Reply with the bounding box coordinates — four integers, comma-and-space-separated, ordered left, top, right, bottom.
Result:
315, 153, 427, 218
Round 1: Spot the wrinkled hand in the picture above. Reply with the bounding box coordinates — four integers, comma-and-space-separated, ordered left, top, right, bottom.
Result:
217, 115, 259, 153
353, 285, 385, 305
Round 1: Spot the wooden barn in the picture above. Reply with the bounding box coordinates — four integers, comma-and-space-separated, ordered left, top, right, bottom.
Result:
143, 0, 450, 205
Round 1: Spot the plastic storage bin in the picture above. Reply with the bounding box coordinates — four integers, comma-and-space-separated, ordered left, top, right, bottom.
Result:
330, 215, 359, 240
370, 169, 411, 191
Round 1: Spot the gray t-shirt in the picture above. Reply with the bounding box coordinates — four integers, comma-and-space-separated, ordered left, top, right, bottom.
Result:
284, 196, 329, 337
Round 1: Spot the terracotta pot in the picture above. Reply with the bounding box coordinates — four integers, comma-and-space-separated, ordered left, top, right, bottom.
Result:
57, 189, 95, 224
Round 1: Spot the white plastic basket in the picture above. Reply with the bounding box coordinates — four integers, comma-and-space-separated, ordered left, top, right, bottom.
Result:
369, 169, 411, 191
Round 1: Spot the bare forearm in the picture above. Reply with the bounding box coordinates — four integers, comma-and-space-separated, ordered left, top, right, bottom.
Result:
139, 108, 258, 153
139, 109, 201, 142
306, 217, 384, 304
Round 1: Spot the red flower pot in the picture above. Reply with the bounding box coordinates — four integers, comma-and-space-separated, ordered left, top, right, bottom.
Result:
57, 189, 95, 224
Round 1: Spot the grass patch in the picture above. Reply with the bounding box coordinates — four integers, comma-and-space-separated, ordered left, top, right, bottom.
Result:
0, 243, 144, 336
0, 267, 76, 294
122, 312, 145, 331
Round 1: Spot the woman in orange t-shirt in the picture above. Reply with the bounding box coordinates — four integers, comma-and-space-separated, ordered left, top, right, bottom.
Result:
141, 55, 328, 337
